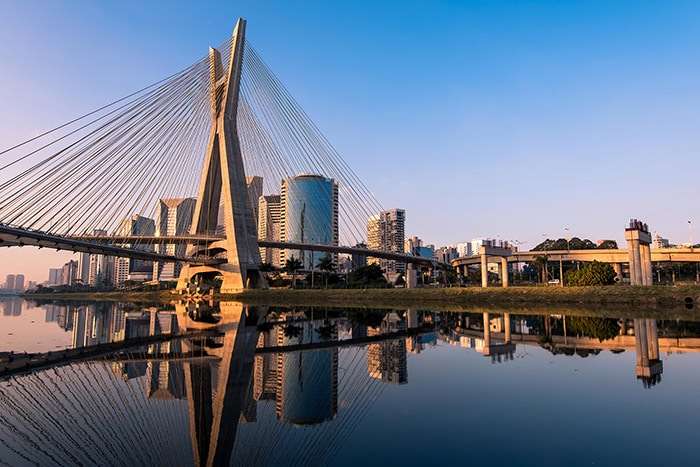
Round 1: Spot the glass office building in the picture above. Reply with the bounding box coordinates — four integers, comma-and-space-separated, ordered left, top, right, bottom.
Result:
280, 174, 338, 270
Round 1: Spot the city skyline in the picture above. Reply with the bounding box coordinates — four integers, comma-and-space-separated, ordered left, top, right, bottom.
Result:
2, 1, 699, 282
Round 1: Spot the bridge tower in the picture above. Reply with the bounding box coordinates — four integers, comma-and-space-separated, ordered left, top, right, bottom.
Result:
178, 18, 268, 292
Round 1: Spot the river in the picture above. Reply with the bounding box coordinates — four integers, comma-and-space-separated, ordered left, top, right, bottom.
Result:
1, 297, 699, 466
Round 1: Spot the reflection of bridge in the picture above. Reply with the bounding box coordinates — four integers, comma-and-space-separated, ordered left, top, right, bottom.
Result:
0, 18, 431, 291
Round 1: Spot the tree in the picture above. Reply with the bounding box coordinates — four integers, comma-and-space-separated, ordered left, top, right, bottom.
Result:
285, 257, 303, 288
565, 260, 617, 286
531, 254, 549, 284
596, 240, 618, 249
348, 264, 387, 287
437, 263, 458, 286
568, 316, 620, 342
316, 254, 335, 288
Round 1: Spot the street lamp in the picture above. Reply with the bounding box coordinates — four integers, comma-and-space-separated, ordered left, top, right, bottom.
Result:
689, 220, 693, 249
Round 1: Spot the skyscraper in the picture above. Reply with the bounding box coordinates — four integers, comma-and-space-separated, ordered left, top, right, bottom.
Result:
280, 175, 338, 270
114, 214, 156, 284
258, 194, 282, 267
366, 208, 406, 274
153, 198, 196, 281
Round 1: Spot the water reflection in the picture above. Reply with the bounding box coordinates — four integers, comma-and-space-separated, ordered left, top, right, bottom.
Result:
2, 302, 700, 465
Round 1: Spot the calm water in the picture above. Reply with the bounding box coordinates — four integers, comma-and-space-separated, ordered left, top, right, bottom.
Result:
1, 297, 700, 466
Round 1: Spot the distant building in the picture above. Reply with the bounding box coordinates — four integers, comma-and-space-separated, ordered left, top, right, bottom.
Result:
48, 268, 62, 286
435, 246, 459, 264
153, 198, 196, 281
258, 194, 282, 267
280, 174, 339, 270
456, 242, 472, 257
652, 234, 669, 249
60, 261, 78, 286
367, 208, 406, 274
350, 243, 368, 271
5, 274, 15, 291
87, 229, 113, 287
114, 214, 155, 285
404, 236, 423, 255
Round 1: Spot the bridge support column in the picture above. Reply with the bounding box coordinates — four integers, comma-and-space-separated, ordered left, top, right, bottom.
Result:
406, 264, 417, 289
500, 257, 509, 288
481, 254, 488, 287
482, 312, 491, 355
625, 219, 652, 286
504, 313, 511, 343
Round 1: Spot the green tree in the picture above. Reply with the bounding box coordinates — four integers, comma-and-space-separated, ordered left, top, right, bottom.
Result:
532, 254, 549, 284
568, 316, 620, 342
285, 257, 303, 288
437, 263, 458, 286
348, 264, 387, 287
316, 254, 335, 288
565, 260, 617, 286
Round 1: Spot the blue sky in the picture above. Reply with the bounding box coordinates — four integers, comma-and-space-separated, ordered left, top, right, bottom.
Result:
1, 0, 699, 282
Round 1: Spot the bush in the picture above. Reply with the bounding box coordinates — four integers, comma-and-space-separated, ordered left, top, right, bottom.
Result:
566, 260, 617, 286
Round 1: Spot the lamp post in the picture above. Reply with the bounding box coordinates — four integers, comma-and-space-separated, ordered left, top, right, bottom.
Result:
689, 220, 693, 249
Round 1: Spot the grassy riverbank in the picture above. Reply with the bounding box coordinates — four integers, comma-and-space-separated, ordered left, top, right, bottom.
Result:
230, 285, 700, 309
23, 285, 700, 318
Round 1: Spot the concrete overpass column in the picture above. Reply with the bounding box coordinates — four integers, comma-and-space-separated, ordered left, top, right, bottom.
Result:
640, 244, 653, 285
482, 312, 491, 356
626, 220, 653, 286
646, 319, 659, 360
504, 313, 511, 343
481, 253, 488, 288
406, 264, 417, 289
501, 257, 509, 288
634, 319, 649, 367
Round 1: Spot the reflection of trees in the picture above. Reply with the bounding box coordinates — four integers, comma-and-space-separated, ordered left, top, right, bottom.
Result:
568, 316, 620, 342
347, 309, 389, 329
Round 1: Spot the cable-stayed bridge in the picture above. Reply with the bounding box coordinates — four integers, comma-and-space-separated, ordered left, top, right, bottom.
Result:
0, 18, 433, 291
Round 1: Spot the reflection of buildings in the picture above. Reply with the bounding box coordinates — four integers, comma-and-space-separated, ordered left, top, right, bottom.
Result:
367, 312, 408, 384
1, 298, 23, 316
275, 317, 339, 425
634, 319, 663, 388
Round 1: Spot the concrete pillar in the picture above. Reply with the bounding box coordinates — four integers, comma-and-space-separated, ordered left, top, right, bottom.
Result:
559, 257, 564, 287
501, 257, 509, 288
504, 313, 511, 343
406, 265, 417, 289
481, 254, 488, 288
646, 319, 659, 360
640, 244, 653, 285
634, 319, 649, 367
482, 312, 490, 356
631, 239, 642, 285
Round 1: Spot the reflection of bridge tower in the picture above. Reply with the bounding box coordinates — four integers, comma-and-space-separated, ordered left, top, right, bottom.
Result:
177, 18, 267, 293
634, 319, 663, 388
183, 302, 263, 467
482, 312, 515, 363
625, 219, 653, 285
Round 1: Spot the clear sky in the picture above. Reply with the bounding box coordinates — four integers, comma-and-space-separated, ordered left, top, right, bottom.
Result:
1, 0, 699, 283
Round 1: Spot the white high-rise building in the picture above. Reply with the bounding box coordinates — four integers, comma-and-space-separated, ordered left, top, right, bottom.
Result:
258, 194, 282, 267
367, 208, 406, 274
153, 198, 196, 281
114, 214, 155, 285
